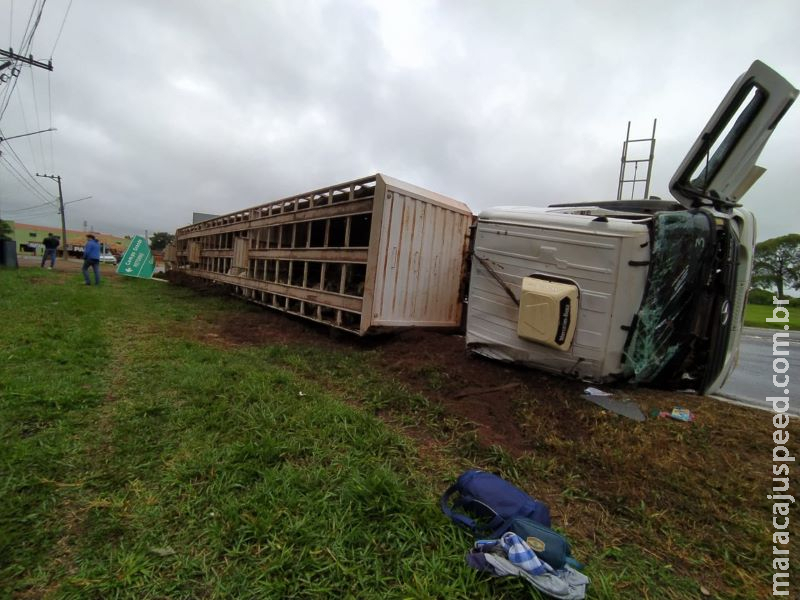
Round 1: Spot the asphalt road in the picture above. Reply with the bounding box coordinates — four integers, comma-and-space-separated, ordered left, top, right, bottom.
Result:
717, 327, 799, 417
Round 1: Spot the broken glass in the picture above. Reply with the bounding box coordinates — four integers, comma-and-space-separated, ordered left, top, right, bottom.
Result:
623, 211, 714, 386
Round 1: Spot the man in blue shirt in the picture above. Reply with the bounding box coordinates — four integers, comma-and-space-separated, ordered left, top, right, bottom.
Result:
82, 234, 101, 285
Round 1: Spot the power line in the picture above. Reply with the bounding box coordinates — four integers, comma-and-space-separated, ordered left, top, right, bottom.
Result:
0, 133, 59, 200
0, 62, 22, 120
0, 153, 57, 205
13, 82, 37, 168
27, 65, 47, 172
4, 207, 59, 220
0, 0, 50, 119
49, 0, 73, 57
17, 2, 38, 54
47, 71, 53, 171
4, 208, 60, 221
0, 155, 57, 205
20, 0, 47, 55
0, 0, 45, 119
4, 198, 58, 213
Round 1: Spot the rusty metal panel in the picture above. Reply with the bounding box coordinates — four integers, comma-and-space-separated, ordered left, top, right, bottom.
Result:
370, 175, 471, 328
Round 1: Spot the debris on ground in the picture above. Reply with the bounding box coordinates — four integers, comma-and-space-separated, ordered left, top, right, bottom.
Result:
581, 389, 646, 422
654, 407, 695, 422
583, 387, 611, 397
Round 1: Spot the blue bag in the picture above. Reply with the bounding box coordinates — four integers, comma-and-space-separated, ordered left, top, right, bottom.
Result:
440, 470, 551, 538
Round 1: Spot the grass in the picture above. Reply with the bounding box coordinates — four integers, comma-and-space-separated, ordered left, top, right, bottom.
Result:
744, 302, 800, 329
1, 266, 797, 599
0, 269, 519, 599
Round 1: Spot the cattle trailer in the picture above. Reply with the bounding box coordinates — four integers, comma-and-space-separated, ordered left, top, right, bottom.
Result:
170, 173, 473, 335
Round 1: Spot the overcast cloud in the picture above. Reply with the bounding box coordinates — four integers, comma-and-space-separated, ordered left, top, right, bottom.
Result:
0, 0, 798, 240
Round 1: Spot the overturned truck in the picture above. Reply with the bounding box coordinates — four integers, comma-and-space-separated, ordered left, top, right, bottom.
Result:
169, 60, 797, 395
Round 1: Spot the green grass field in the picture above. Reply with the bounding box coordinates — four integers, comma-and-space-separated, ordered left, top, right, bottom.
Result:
744, 302, 800, 329
1, 267, 796, 599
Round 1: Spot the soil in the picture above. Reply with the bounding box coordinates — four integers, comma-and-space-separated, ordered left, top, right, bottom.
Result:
204, 290, 685, 457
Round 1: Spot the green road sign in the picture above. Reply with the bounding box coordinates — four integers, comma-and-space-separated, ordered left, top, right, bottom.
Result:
117, 235, 155, 279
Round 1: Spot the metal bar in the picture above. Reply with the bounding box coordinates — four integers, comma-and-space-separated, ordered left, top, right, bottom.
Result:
473, 253, 519, 306
644, 119, 657, 199
178, 197, 373, 238
0, 48, 53, 71
185, 269, 364, 312
250, 248, 368, 262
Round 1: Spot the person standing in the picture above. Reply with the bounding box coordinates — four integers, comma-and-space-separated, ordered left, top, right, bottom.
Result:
41, 233, 60, 269
82, 234, 101, 285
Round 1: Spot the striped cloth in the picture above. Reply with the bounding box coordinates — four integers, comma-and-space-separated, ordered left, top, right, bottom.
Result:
499, 532, 550, 576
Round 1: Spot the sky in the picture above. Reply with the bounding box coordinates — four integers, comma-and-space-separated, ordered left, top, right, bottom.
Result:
0, 0, 798, 241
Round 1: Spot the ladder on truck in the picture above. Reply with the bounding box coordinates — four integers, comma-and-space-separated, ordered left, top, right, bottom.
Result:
617, 119, 657, 200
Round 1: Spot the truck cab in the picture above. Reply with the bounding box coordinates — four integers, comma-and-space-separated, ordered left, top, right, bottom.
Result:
466, 60, 797, 394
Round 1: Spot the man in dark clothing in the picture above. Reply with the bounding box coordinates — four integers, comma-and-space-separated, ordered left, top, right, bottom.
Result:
82, 234, 101, 285
41, 233, 60, 269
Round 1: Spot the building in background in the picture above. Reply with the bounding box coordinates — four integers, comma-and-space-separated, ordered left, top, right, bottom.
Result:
6, 222, 130, 257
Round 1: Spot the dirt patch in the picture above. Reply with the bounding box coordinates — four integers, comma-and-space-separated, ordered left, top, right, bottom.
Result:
202, 308, 672, 456
213, 310, 343, 349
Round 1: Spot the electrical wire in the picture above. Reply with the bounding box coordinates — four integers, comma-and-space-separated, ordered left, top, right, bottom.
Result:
3, 199, 58, 213
0, 0, 46, 118
14, 82, 38, 170
47, 71, 53, 171
0, 56, 25, 120
16, 1, 37, 55
0, 158, 56, 206
20, 0, 47, 55
49, 0, 73, 57
0, 133, 59, 201
4, 208, 59, 222
28, 65, 47, 172
0, 153, 57, 205
0, 63, 21, 119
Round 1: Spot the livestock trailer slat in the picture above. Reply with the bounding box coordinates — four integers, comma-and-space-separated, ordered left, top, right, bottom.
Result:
172, 173, 472, 335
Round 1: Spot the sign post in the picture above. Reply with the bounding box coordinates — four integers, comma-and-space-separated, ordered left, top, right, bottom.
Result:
116, 235, 155, 279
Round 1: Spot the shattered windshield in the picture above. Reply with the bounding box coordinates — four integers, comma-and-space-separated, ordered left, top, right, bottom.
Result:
623, 211, 714, 386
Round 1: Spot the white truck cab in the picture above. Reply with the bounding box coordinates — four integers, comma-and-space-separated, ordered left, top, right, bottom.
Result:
466, 60, 797, 394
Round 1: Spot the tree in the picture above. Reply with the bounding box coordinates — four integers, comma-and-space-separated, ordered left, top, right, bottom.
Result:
0, 219, 13, 240
752, 234, 800, 298
149, 231, 175, 251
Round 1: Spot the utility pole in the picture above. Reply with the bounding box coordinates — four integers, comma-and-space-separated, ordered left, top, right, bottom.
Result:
36, 173, 69, 260
0, 48, 53, 71
0, 48, 53, 86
